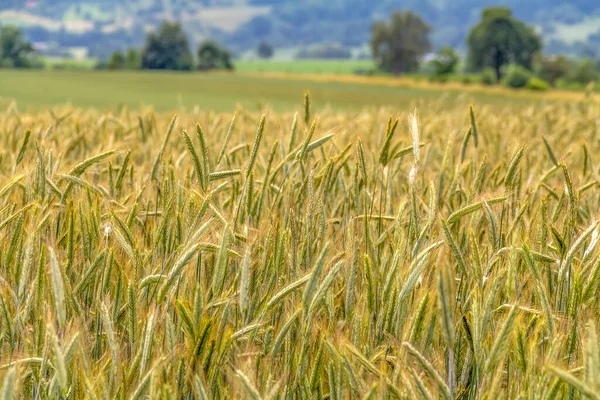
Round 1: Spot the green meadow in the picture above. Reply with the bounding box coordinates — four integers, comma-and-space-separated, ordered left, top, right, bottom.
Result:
1, 69, 554, 112
234, 59, 376, 75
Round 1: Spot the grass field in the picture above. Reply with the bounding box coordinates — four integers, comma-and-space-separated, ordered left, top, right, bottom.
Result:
0, 69, 570, 113
42, 57, 98, 70
235, 59, 376, 75
0, 91, 599, 397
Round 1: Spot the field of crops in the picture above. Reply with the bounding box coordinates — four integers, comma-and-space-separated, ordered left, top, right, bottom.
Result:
0, 94, 599, 398
0, 69, 563, 112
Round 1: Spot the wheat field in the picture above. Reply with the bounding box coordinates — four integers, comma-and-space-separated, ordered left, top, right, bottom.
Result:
0, 96, 599, 399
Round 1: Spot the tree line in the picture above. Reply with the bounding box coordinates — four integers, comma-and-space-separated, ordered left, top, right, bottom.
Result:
372, 7, 599, 89
1, 6, 599, 90
99, 22, 234, 72
0, 22, 234, 72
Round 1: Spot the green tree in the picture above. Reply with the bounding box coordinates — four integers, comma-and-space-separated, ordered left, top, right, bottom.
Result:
257, 41, 274, 59
0, 25, 35, 68
536, 55, 570, 86
140, 22, 193, 71
467, 7, 541, 81
108, 50, 125, 70
431, 47, 459, 75
197, 40, 234, 71
570, 59, 598, 85
370, 11, 431, 74
126, 48, 141, 69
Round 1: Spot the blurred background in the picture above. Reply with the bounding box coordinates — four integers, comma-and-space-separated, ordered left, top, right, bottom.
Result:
1, 0, 600, 109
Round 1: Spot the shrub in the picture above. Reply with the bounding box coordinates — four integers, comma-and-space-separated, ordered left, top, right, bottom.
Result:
502, 65, 533, 88
526, 77, 550, 91
461, 75, 474, 85
569, 59, 598, 85
536, 55, 569, 86
555, 78, 584, 91
480, 68, 497, 85
431, 47, 459, 75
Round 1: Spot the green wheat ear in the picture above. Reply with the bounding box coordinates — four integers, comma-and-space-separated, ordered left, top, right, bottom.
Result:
469, 105, 479, 147
356, 138, 368, 184
246, 115, 266, 177
378, 116, 399, 166
304, 91, 311, 125
504, 145, 526, 189
216, 109, 238, 166
182, 129, 205, 190
151, 114, 177, 180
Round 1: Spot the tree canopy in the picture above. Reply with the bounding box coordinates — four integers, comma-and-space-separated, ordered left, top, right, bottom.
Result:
108, 50, 125, 70
431, 47, 459, 75
370, 11, 431, 74
140, 22, 193, 71
467, 7, 542, 80
0, 26, 35, 68
536, 55, 570, 86
197, 40, 233, 71
257, 41, 274, 59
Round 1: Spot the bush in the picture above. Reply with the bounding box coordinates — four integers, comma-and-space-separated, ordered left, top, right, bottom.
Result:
430, 47, 459, 75
536, 55, 569, 86
569, 59, 598, 85
502, 65, 533, 88
480, 68, 497, 85
526, 77, 550, 91
461, 75, 474, 85
555, 78, 585, 91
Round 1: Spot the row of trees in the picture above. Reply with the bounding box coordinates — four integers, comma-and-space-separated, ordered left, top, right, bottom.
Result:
423, 47, 599, 88
371, 7, 542, 82
104, 22, 234, 71
0, 22, 235, 72
2, 7, 598, 89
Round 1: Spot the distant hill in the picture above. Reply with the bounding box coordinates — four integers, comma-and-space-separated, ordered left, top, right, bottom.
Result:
2, 0, 600, 59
